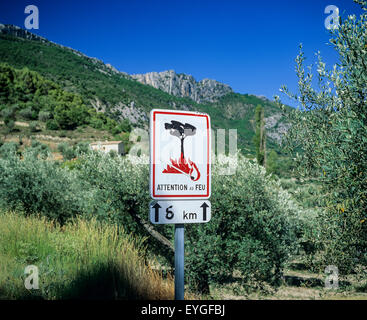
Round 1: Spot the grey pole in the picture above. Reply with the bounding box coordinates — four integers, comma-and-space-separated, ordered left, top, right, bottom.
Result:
174, 224, 185, 300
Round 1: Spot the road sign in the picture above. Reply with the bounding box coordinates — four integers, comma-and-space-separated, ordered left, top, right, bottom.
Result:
149, 109, 212, 301
149, 200, 211, 224
150, 109, 211, 200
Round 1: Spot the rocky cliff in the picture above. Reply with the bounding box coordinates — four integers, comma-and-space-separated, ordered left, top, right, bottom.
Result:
132, 70, 232, 103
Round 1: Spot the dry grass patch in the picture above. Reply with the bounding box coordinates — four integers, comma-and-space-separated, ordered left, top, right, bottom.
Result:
0, 211, 174, 300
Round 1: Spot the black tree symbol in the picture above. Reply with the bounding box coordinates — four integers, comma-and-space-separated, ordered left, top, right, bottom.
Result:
164, 120, 196, 159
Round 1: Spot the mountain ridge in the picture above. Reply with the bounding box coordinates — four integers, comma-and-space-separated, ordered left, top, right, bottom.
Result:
0, 23, 131, 79
0, 23, 289, 154
132, 70, 233, 103
0, 24, 267, 106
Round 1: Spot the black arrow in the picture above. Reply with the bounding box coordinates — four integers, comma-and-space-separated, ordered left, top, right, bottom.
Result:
200, 202, 209, 221
152, 203, 161, 223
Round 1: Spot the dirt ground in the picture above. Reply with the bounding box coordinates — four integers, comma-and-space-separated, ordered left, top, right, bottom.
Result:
209, 269, 367, 300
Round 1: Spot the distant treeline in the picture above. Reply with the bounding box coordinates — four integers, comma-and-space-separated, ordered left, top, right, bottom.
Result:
0, 63, 131, 133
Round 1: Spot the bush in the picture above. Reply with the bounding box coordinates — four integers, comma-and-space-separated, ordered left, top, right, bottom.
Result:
38, 111, 51, 122
0, 142, 19, 158
266, 150, 278, 175
57, 142, 90, 161
74, 152, 152, 234
1, 106, 16, 132
75, 141, 90, 154
57, 142, 76, 160
29, 121, 38, 132
4, 119, 15, 132
45, 119, 59, 130
1, 106, 16, 121
19, 107, 37, 120
89, 117, 103, 129
30, 139, 50, 158
110, 126, 121, 135
185, 155, 301, 293
119, 118, 132, 133
0, 150, 84, 224
0, 146, 150, 234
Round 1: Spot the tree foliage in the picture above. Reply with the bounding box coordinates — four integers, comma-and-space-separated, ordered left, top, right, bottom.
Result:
276, 0, 367, 272
0, 63, 129, 133
185, 155, 301, 294
253, 105, 266, 166
266, 150, 278, 175
0, 144, 303, 293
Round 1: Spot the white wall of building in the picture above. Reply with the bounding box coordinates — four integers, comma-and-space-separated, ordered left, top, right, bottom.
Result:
90, 142, 124, 155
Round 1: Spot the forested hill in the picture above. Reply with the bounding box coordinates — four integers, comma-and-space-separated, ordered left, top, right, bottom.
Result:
0, 24, 290, 154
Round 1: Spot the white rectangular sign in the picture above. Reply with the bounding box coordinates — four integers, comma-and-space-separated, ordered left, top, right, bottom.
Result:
150, 200, 211, 225
150, 109, 211, 200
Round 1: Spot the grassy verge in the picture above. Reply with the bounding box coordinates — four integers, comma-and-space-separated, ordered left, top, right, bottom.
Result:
0, 211, 174, 299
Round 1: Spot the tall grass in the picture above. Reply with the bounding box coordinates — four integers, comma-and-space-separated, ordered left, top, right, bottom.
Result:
0, 211, 174, 299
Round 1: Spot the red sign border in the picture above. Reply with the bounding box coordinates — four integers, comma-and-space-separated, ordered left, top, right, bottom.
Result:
151, 110, 210, 199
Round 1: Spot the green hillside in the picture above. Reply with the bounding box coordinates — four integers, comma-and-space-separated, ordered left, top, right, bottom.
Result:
0, 26, 290, 155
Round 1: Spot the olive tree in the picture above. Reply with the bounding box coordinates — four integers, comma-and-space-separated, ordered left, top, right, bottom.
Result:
275, 0, 367, 272
185, 155, 301, 294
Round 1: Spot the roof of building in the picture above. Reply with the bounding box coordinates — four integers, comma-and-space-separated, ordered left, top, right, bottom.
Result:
90, 141, 123, 145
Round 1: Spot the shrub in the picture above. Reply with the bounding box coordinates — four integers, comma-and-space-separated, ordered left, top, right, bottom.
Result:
4, 119, 15, 132
19, 107, 37, 120
89, 117, 103, 129
57, 142, 90, 161
266, 150, 278, 175
38, 111, 51, 122
30, 139, 50, 158
57, 142, 76, 160
1, 106, 16, 132
253, 105, 266, 166
75, 141, 90, 154
1, 106, 16, 122
185, 155, 301, 293
0, 142, 19, 158
0, 150, 84, 224
119, 118, 132, 133
45, 119, 59, 130
110, 126, 121, 135
74, 152, 152, 233
29, 121, 38, 132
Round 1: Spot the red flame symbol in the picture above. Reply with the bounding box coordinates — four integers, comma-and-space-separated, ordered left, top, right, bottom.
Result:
163, 153, 200, 181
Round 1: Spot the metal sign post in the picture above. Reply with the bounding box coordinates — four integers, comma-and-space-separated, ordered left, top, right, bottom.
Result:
149, 109, 211, 300
174, 224, 185, 300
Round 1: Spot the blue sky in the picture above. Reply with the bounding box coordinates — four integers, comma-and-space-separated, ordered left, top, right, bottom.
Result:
0, 0, 363, 106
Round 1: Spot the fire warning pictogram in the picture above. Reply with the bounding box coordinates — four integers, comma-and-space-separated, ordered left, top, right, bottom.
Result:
150, 109, 211, 199
162, 120, 201, 181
